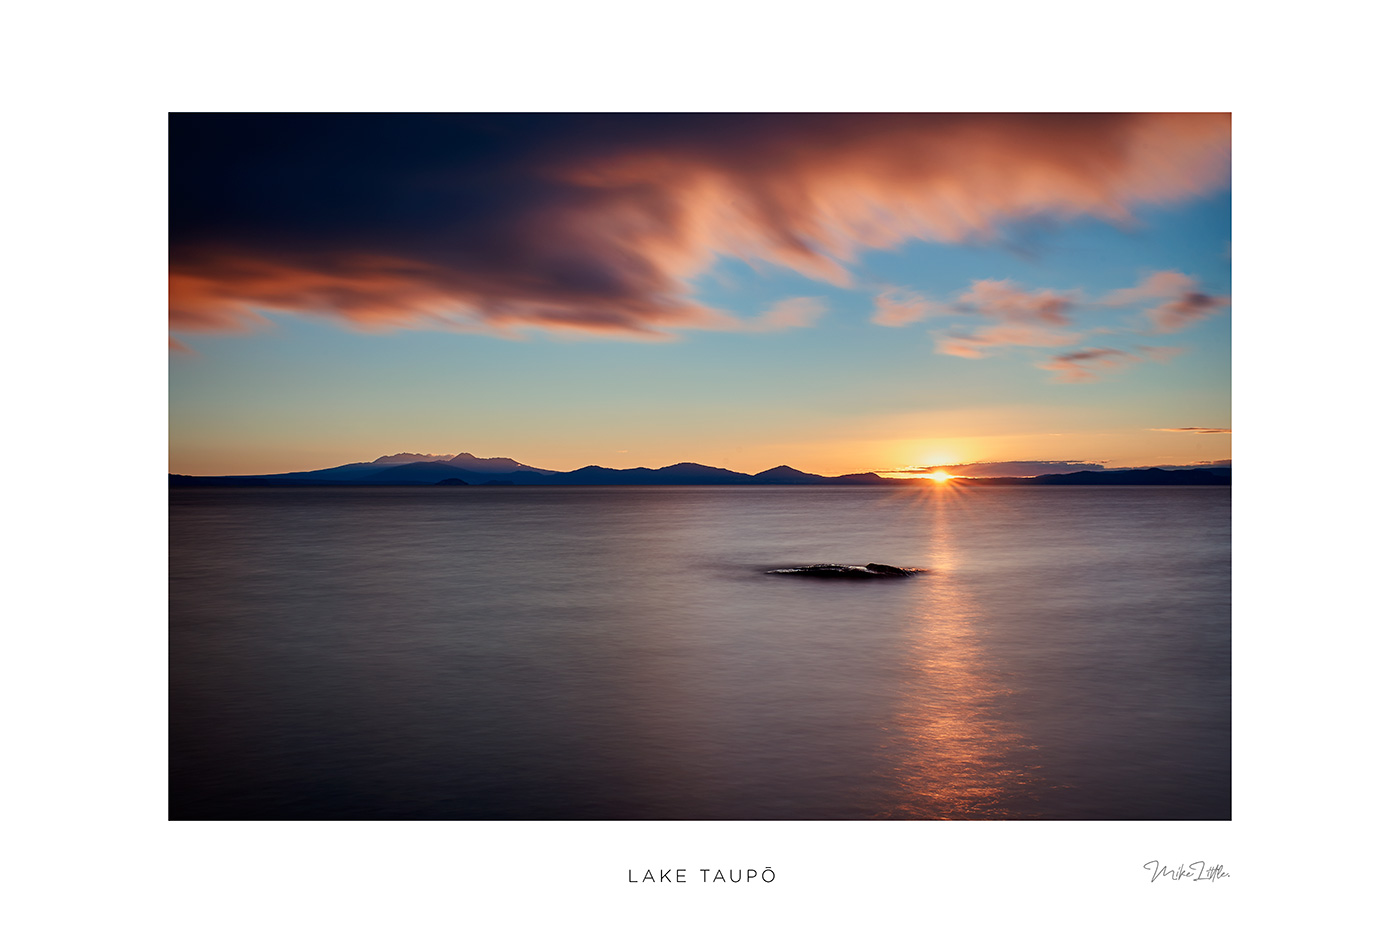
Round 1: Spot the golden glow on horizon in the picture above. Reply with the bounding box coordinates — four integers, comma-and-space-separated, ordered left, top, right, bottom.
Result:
931, 470, 953, 483
168, 424, 1231, 479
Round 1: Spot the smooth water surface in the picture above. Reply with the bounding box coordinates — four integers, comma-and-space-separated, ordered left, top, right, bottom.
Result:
170, 485, 1229, 819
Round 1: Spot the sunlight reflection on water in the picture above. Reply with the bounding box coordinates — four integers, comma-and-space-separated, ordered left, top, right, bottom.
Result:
879, 487, 1039, 819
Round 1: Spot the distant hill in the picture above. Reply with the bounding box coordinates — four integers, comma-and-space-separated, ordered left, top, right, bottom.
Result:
367, 462, 484, 484
444, 452, 556, 474
365, 451, 557, 473
1036, 467, 1229, 485
168, 450, 559, 486
546, 462, 758, 485
968, 468, 1229, 486
170, 456, 1231, 488
372, 452, 453, 465
753, 465, 827, 484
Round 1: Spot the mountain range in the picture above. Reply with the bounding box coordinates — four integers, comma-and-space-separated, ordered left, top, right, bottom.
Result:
170, 452, 1230, 487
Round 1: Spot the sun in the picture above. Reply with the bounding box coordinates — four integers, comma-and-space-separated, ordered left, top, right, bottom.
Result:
930, 470, 953, 483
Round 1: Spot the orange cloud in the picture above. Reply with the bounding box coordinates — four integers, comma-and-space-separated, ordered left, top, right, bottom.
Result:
895, 460, 1106, 477
938, 324, 1081, 359
921, 269, 1209, 380
1146, 292, 1231, 333
171, 113, 1230, 342
873, 288, 947, 327
745, 296, 826, 332
1102, 269, 1229, 333
1039, 347, 1141, 383
169, 254, 727, 341
1101, 270, 1198, 305
953, 279, 1076, 325
1137, 345, 1185, 364
931, 279, 1082, 357
1035, 344, 1181, 382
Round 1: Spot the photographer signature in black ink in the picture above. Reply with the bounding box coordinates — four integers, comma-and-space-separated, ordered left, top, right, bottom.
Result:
1143, 860, 1230, 882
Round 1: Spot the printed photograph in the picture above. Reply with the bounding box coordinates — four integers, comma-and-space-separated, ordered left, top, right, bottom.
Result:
169, 113, 1230, 820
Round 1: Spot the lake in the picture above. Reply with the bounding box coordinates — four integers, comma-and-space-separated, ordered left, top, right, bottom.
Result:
169, 484, 1230, 819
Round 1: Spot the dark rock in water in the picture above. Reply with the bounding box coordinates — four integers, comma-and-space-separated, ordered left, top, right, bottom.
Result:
766, 563, 923, 578
864, 563, 914, 576
435, 477, 469, 486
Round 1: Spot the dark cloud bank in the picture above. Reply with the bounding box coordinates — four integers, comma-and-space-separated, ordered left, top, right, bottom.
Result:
170, 113, 1231, 343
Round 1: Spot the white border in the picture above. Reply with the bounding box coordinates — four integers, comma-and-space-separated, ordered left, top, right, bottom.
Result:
13, 1, 1390, 927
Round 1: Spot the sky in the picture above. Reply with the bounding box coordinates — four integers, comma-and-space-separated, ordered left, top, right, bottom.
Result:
169, 113, 1231, 477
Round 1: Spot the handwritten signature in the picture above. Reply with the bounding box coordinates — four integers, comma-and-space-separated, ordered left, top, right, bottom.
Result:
1143, 860, 1230, 882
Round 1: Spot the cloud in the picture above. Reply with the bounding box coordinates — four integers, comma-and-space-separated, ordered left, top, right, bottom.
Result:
171, 113, 1230, 342
890, 458, 1231, 477
917, 271, 1204, 380
937, 323, 1081, 359
895, 460, 1106, 477
952, 279, 1075, 325
1101, 270, 1229, 333
1145, 292, 1231, 333
1101, 270, 1197, 305
744, 296, 826, 332
872, 288, 947, 327
930, 279, 1082, 357
1150, 426, 1231, 434
1037, 338, 1191, 383
885, 278, 1076, 332
1038, 347, 1141, 383
1128, 460, 1232, 470
1136, 345, 1185, 364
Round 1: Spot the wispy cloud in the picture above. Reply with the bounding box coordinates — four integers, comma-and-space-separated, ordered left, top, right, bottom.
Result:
893, 460, 1106, 477
891, 458, 1230, 477
1129, 459, 1232, 469
1136, 345, 1185, 364
911, 270, 1203, 380
952, 279, 1076, 326
937, 323, 1081, 359
742, 297, 827, 332
1102, 270, 1229, 333
171, 113, 1230, 343
872, 288, 947, 327
1039, 347, 1148, 383
1101, 270, 1197, 306
927, 279, 1083, 357
1150, 426, 1232, 434
1145, 292, 1231, 333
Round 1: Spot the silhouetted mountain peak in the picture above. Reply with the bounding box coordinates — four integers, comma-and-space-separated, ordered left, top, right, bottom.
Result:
656, 462, 746, 475
754, 464, 825, 483
372, 452, 452, 464
445, 452, 556, 474
370, 461, 476, 481
367, 450, 556, 474
757, 464, 814, 476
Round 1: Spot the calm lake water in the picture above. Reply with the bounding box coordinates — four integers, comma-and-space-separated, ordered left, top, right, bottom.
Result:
169, 485, 1229, 820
